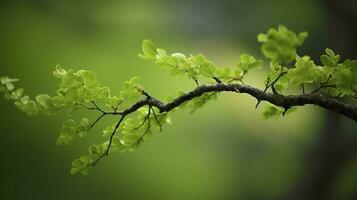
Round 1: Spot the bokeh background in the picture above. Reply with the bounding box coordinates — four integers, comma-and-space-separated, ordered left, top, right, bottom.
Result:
0, 0, 356, 200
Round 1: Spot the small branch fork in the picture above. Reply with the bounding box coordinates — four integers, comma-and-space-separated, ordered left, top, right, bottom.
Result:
255, 71, 287, 108
82, 82, 357, 166
311, 75, 335, 94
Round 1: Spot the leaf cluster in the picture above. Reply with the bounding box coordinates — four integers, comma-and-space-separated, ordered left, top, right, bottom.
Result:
1, 25, 356, 174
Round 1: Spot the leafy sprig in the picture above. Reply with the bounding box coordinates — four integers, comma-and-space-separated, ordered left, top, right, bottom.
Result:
1, 25, 356, 175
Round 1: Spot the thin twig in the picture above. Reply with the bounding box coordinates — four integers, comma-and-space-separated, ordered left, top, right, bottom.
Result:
311, 85, 336, 94
90, 115, 125, 167
311, 75, 333, 94
213, 77, 222, 83
134, 106, 150, 131
90, 113, 106, 128
151, 107, 162, 131
78, 103, 97, 111
137, 106, 152, 144
194, 78, 199, 86
106, 115, 126, 155
137, 87, 152, 99
91, 100, 106, 113
255, 71, 287, 108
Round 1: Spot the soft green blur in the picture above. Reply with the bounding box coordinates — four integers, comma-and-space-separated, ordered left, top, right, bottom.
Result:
0, 1, 356, 200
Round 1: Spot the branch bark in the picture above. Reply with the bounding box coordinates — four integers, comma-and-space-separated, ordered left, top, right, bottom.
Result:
118, 83, 357, 122
85, 82, 356, 167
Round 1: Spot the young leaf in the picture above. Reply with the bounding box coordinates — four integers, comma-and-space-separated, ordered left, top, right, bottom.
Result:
258, 25, 308, 64
139, 39, 158, 60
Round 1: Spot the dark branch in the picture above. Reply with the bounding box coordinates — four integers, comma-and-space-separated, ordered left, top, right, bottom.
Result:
90, 115, 125, 167
106, 115, 125, 155
213, 77, 222, 83
85, 82, 356, 167
114, 83, 357, 122
90, 113, 106, 128
90, 114, 126, 167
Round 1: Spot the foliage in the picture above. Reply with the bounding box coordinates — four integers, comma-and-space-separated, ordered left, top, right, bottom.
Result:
1, 25, 356, 175
257, 25, 308, 64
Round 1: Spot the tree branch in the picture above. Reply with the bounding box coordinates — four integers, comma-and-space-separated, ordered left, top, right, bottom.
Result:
115, 83, 357, 122
83, 82, 356, 168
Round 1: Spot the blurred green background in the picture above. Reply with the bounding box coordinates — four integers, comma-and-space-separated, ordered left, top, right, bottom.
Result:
0, 0, 356, 200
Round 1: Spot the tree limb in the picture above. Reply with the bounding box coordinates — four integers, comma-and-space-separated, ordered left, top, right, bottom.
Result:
115, 83, 357, 122
78, 82, 356, 168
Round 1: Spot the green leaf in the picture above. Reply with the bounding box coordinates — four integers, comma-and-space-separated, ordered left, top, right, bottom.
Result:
56, 119, 77, 146
330, 59, 357, 96
14, 95, 39, 115
70, 157, 90, 176
258, 25, 308, 64
186, 92, 218, 113
4, 88, 24, 100
88, 144, 100, 155
320, 55, 334, 67
262, 105, 283, 119
297, 32, 308, 45
325, 48, 335, 57
0, 77, 19, 91
78, 118, 90, 137
0, 76, 19, 85
103, 125, 115, 138
257, 33, 268, 42
53, 64, 67, 79
140, 39, 158, 59
171, 53, 186, 61
36, 94, 53, 109
51, 96, 67, 108
117, 77, 142, 108
236, 53, 263, 74
138, 40, 220, 83
320, 48, 340, 67
288, 56, 321, 86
